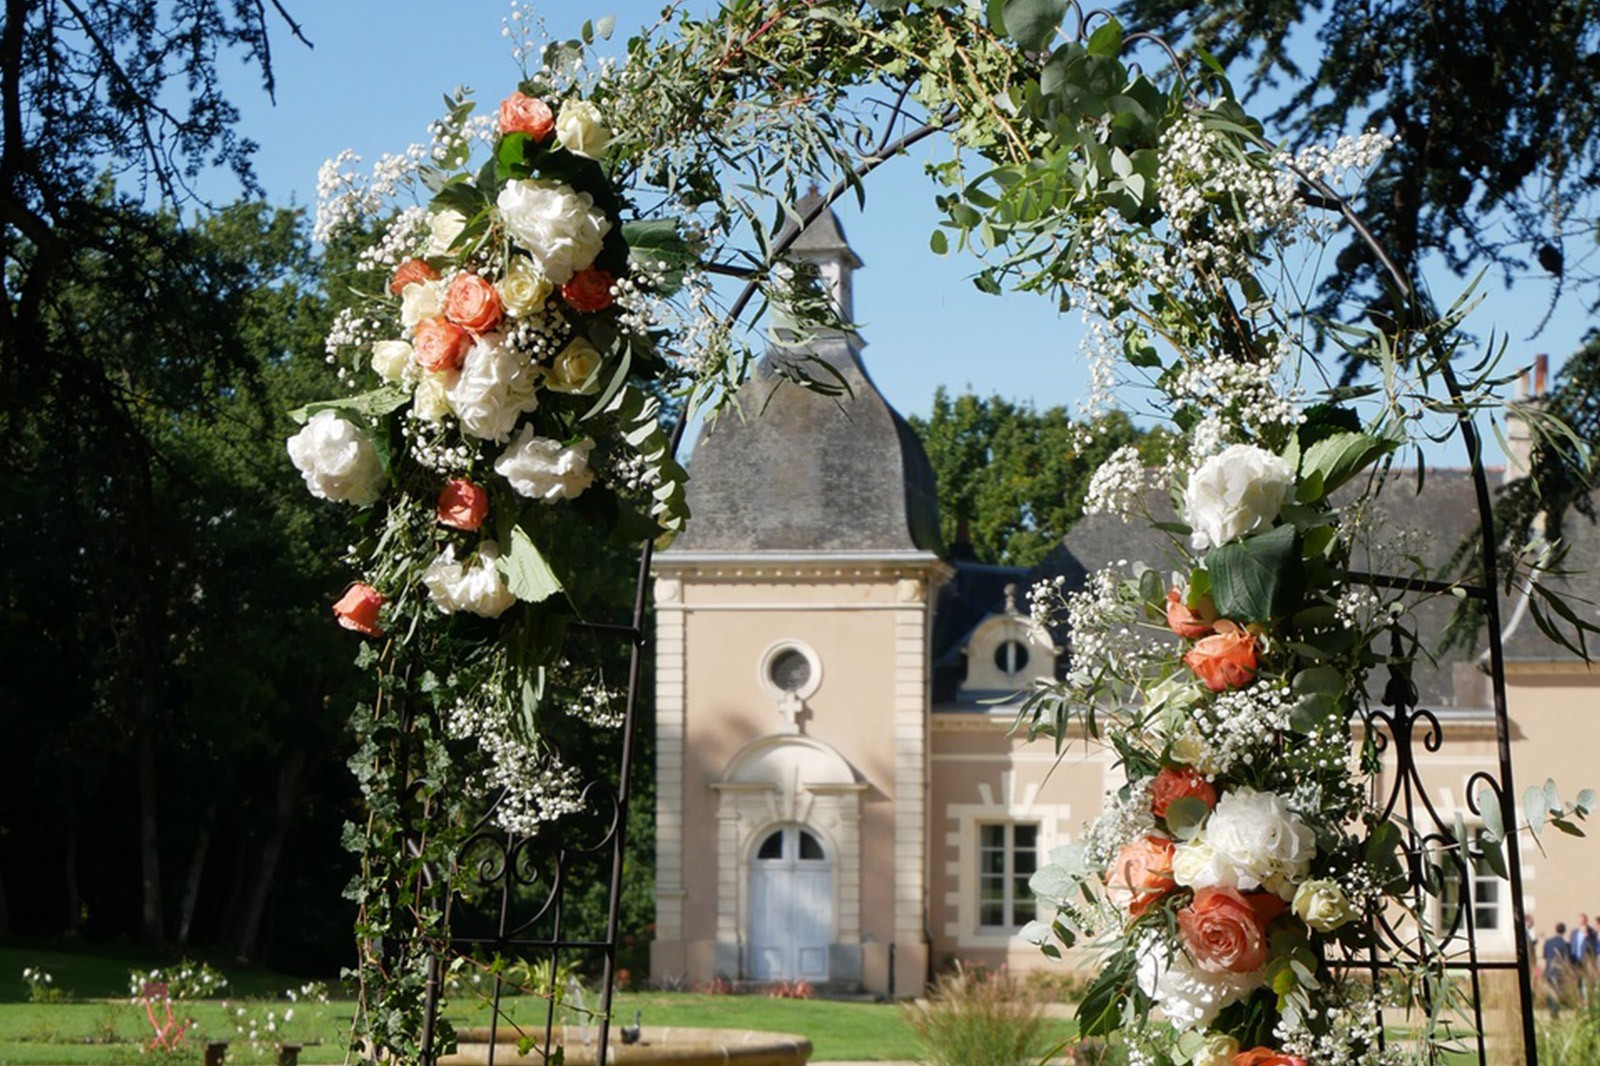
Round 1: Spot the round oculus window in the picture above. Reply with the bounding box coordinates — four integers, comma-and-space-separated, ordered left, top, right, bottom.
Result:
768, 647, 813, 693
994, 639, 1030, 675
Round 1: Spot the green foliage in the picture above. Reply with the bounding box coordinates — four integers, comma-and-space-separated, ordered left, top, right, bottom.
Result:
901, 963, 1054, 1066
909, 389, 1165, 566
1118, 0, 1600, 338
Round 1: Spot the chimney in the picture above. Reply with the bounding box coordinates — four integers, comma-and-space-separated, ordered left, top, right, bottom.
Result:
1503, 354, 1548, 487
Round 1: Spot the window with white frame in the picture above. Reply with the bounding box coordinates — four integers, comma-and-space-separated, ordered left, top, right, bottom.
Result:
977, 822, 1038, 930
1436, 826, 1505, 938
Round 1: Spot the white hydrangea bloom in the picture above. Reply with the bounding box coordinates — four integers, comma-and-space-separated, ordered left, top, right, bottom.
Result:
494, 426, 595, 502
286, 410, 386, 506
1192, 786, 1316, 899
421, 542, 516, 618
1135, 938, 1261, 1031
1182, 443, 1295, 550
495, 178, 610, 284
446, 334, 541, 442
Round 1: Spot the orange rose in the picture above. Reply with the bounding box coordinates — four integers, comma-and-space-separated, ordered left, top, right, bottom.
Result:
1233, 1050, 1309, 1066
412, 317, 472, 373
333, 583, 384, 637
437, 479, 489, 532
389, 257, 440, 295
1184, 623, 1258, 692
1150, 766, 1219, 820
1106, 835, 1177, 917
499, 91, 555, 141
1178, 886, 1285, 974
443, 273, 504, 334
1166, 586, 1218, 638
561, 267, 615, 312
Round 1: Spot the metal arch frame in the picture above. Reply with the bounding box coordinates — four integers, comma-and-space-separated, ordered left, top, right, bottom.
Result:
407, 21, 1539, 1065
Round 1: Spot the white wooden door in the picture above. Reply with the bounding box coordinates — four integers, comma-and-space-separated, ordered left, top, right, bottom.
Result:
748, 827, 832, 981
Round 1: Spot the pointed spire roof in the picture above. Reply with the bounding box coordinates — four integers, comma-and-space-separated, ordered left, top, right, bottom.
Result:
786, 187, 863, 267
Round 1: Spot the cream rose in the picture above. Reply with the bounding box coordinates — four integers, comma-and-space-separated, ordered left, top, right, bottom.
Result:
1201, 787, 1317, 899
371, 340, 414, 383
1182, 443, 1295, 551
1171, 840, 1230, 889
286, 410, 386, 506
1292, 878, 1358, 932
495, 179, 610, 284
421, 542, 516, 618
400, 279, 446, 330
1193, 1034, 1242, 1066
498, 256, 554, 317
555, 99, 609, 158
413, 373, 455, 423
426, 208, 469, 256
445, 334, 541, 442
494, 426, 595, 502
547, 337, 602, 394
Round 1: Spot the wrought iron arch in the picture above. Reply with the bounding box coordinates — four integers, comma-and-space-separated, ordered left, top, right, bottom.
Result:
408, 16, 1539, 1064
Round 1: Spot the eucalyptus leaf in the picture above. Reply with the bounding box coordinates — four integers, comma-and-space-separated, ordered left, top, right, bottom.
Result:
1165, 795, 1211, 840
499, 526, 564, 603
1299, 431, 1394, 501
1001, 0, 1068, 51
289, 385, 411, 426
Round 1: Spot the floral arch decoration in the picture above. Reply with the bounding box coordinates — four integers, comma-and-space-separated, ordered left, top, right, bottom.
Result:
289, 4, 1596, 1065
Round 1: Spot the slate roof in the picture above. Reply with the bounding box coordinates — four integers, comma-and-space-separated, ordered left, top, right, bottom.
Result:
667, 202, 940, 555
784, 189, 863, 267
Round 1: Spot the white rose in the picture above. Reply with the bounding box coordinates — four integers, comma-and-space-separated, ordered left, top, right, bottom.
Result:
400, 279, 445, 329
495, 426, 595, 502
413, 373, 455, 423
1193, 1034, 1241, 1066
426, 208, 469, 256
1202, 786, 1317, 900
421, 542, 516, 619
1171, 840, 1229, 890
1135, 941, 1259, 1032
445, 334, 541, 442
495, 178, 611, 284
555, 99, 609, 158
1293, 878, 1358, 932
285, 410, 386, 506
498, 256, 553, 317
371, 340, 413, 383
1182, 443, 1295, 551
547, 337, 602, 394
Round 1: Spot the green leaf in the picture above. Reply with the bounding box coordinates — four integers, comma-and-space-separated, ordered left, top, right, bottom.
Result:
498, 526, 564, 603
1577, 788, 1597, 815
621, 218, 696, 295
1298, 432, 1394, 501
1524, 786, 1548, 834
1001, 0, 1068, 51
289, 384, 411, 425
1165, 795, 1210, 841
1288, 665, 1345, 733
929, 228, 949, 255
1478, 785, 1504, 840
1085, 17, 1123, 57
1075, 952, 1134, 1037
1204, 524, 1300, 623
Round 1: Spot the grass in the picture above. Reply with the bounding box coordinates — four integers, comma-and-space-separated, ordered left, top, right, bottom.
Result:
0, 935, 938, 1066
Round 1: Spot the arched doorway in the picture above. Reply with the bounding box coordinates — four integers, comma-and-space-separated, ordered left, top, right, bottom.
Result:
748, 826, 832, 981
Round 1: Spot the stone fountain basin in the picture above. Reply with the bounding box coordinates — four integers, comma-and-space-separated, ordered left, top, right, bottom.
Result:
440, 1026, 813, 1066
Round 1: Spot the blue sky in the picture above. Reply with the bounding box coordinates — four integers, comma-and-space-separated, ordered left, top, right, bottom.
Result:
216, 1, 1593, 465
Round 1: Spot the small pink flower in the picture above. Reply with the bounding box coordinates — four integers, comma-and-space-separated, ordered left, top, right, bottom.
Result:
332, 584, 384, 637
437, 479, 489, 532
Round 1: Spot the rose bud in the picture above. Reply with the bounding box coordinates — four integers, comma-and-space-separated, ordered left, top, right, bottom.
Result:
1150, 766, 1219, 820
412, 316, 473, 373
437, 479, 489, 532
1166, 586, 1218, 638
389, 258, 440, 295
499, 91, 555, 141
443, 272, 504, 334
1105, 834, 1177, 917
1184, 623, 1258, 692
332, 583, 384, 637
561, 267, 615, 313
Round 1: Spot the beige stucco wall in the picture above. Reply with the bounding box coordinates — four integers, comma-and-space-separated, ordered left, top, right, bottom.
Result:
651, 558, 942, 994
